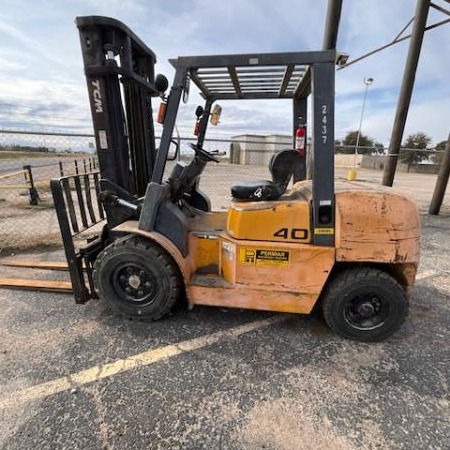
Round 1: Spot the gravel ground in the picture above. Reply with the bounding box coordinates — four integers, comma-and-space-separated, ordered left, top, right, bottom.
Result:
0, 169, 449, 450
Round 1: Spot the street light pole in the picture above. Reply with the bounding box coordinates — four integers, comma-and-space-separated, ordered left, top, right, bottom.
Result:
354, 77, 374, 166
348, 77, 374, 181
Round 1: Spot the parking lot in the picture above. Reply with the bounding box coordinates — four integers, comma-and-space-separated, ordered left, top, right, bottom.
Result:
1, 168, 449, 450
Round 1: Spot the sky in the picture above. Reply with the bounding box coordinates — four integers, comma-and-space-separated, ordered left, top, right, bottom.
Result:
0, 0, 449, 146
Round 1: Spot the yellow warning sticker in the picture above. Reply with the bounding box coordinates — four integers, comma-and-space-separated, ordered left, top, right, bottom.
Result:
239, 248, 290, 267
314, 228, 334, 235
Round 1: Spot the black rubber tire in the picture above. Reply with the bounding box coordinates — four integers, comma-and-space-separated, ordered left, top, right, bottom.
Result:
321, 268, 409, 342
93, 236, 182, 320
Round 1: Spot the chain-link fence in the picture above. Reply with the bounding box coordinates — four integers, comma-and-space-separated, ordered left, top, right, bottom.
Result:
0, 131, 98, 251
0, 130, 285, 252
0, 129, 447, 252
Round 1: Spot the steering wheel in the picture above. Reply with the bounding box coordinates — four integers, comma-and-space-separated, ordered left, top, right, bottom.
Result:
190, 143, 220, 163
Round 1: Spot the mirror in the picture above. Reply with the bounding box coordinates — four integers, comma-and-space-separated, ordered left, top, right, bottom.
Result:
195, 105, 204, 119
167, 139, 179, 161
155, 73, 169, 94
210, 104, 222, 125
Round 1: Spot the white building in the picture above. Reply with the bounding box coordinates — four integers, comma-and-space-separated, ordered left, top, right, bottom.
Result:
230, 134, 292, 165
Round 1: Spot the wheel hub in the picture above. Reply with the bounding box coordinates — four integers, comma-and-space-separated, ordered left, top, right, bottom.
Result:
357, 302, 375, 318
344, 294, 386, 330
128, 274, 142, 290
115, 264, 156, 303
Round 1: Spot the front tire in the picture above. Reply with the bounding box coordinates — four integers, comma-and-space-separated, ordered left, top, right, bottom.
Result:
93, 236, 182, 320
321, 268, 409, 342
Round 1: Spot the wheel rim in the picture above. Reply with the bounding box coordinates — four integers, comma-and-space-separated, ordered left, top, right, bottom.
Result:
344, 292, 389, 331
112, 262, 157, 305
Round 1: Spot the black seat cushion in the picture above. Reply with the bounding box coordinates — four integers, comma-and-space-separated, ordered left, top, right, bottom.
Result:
231, 180, 285, 201
270, 149, 298, 184
231, 149, 299, 201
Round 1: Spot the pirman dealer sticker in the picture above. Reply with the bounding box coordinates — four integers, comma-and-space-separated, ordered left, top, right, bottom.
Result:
239, 248, 290, 267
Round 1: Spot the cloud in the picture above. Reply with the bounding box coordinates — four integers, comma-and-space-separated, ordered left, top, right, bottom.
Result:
0, 15, 64, 67
0, 78, 90, 130
0, 56, 25, 72
0, 0, 449, 145
80, 0, 147, 15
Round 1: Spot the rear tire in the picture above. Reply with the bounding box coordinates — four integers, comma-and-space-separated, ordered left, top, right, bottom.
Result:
321, 268, 409, 342
93, 236, 182, 320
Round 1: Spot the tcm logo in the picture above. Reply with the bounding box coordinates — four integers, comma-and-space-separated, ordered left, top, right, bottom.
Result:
91, 79, 103, 113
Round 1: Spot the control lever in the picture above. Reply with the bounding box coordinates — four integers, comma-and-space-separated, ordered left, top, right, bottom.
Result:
100, 191, 141, 213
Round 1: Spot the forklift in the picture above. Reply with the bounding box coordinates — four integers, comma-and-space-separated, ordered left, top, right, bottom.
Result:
51, 16, 420, 341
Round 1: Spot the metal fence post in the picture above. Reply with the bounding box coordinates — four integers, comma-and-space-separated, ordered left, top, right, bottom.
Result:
23, 164, 39, 205
59, 161, 64, 177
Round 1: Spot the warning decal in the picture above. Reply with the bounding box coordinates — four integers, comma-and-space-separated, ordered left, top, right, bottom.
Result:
314, 228, 334, 235
239, 248, 290, 267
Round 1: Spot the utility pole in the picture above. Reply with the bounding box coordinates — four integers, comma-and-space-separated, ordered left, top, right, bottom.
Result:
429, 133, 450, 215
382, 0, 430, 186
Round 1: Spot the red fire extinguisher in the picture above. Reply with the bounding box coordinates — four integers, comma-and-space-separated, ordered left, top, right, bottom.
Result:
193, 120, 200, 136
295, 125, 306, 156
156, 101, 167, 124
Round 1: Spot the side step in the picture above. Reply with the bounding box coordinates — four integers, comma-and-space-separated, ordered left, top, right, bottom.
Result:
190, 273, 233, 289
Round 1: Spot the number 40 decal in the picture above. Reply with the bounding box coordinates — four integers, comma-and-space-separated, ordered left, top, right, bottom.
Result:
273, 228, 308, 240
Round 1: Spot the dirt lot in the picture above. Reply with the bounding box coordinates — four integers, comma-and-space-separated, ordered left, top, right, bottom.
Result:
0, 167, 449, 449
0, 153, 96, 252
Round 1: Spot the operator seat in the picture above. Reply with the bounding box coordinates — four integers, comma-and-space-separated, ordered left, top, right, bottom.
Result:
231, 149, 299, 201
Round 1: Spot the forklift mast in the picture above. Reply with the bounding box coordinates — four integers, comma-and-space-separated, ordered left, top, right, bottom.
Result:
76, 16, 163, 227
